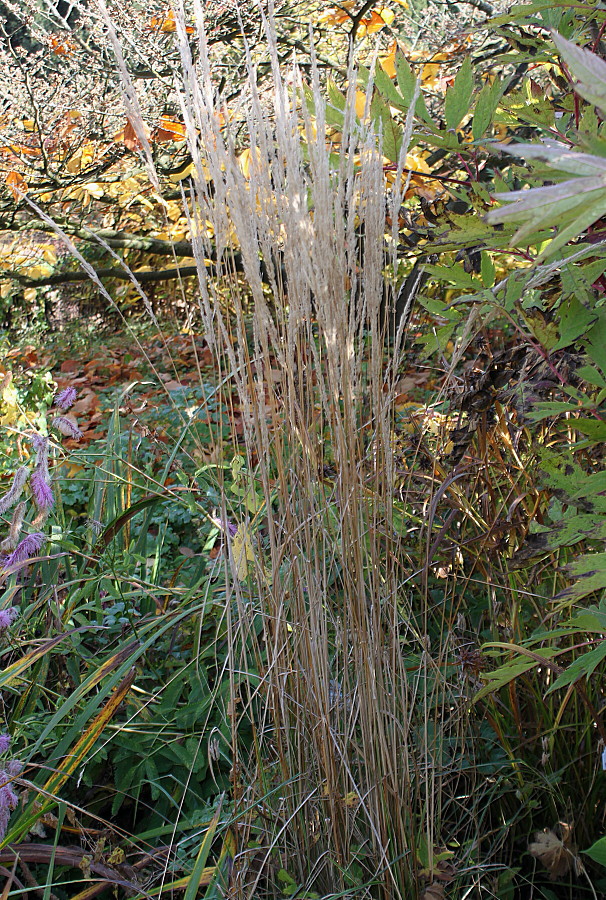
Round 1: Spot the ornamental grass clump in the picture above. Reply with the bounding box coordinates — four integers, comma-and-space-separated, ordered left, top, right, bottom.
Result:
107, 7, 460, 897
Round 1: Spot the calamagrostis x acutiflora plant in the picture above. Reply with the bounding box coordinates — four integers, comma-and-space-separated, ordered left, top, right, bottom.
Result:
107, 3, 458, 897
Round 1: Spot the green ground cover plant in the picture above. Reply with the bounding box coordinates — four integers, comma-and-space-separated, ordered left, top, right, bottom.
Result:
1, 1, 606, 898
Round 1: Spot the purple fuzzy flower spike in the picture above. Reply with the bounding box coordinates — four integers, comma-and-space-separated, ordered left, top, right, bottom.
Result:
54, 387, 77, 410
29, 433, 48, 453
30, 470, 54, 510
210, 516, 238, 537
0, 728, 20, 841
0, 770, 19, 840
0, 609, 17, 630
3, 532, 46, 570
0, 775, 18, 809
52, 416, 82, 441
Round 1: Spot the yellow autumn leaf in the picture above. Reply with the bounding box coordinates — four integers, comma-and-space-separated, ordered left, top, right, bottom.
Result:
355, 90, 368, 119
5, 170, 28, 200
231, 524, 256, 581
41, 245, 58, 265
63, 182, 104, 203
318, 2, 353, 25
24, 263, 53, 280
166, 201, 184, 222
0, 381, 19, 426
380, 43, 398, 78
155, 114, 187, 142
367, 7, 395, 32
420, 62, 443, 90
238, 146, 266, 179
65, 142, 95, 173
0, 244, 24, 262
405, 150, 431, 173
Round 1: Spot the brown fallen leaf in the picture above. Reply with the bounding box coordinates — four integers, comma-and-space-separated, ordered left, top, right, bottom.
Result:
421, 883, 445, 900
529, 824, 577, 880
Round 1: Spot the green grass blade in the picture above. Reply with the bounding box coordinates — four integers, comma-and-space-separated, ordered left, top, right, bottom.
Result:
184, 796, 223, 900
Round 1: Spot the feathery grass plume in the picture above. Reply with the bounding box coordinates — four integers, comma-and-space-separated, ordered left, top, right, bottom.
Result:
31, 510, 50, 530
30, 470, 54, 510
0, 769, 19, 841
0, 501, 26, 552
53, 387, 77, 410
29, 433, 48, 454
2, 532, 46, 570
0, 732, 21, 841
0, 467, 30, 517
29, 435, 53, 508
52, 416, 82, 440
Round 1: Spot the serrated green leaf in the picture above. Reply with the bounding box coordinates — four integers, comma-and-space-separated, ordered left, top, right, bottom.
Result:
414, 131, 462, 152
394, 52, 433, 124
542, 514, 606, 550
323, 78, 348, 129
491, 0, 565, 21
584, 313, 606, 374
430, 214, 500, 252
423, 263, 477, 289
561, 256, 606, 299
567, 606, 606, 633
498, 92, 555, 128
552, 31, 606, 115
574, 418, 606, 442
473, 77, 505, 141
481, 251, 495, 287
556, 552, 606, 603
547, 640, 606, 693
369, 62, 408, 112
538, 450, 602, 501
504, 273, 527, 308
474, 646, 561, 702
415, 322, 456, 358
444, 57, 473, 130
526, 401, 581, 421
370, 91, 401, 163
553, 296, 598, 350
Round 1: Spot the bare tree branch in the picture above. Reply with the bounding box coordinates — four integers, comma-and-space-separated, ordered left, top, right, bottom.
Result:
2, 264, 200, 286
